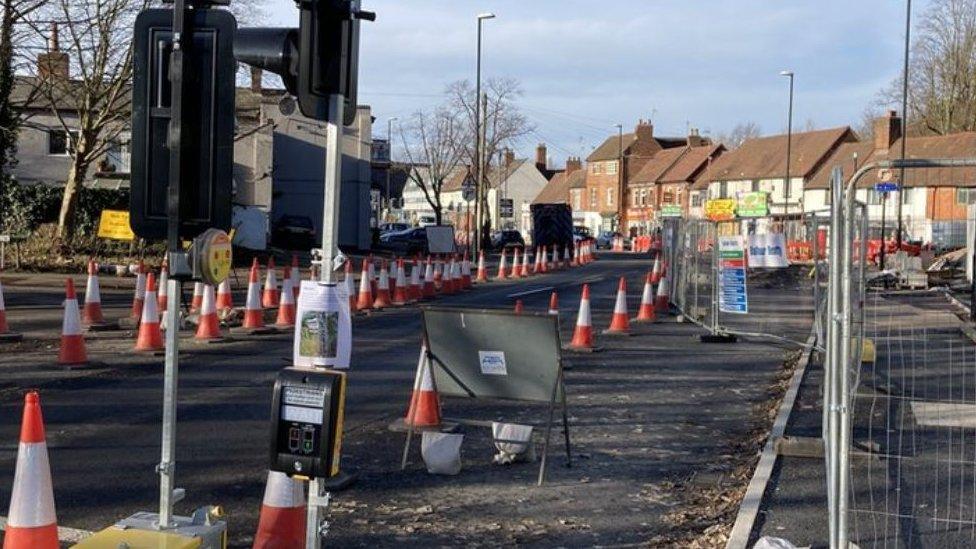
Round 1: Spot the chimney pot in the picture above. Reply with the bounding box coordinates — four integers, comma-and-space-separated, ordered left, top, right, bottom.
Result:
565, 156, 582, 174
535, 143, 547, 171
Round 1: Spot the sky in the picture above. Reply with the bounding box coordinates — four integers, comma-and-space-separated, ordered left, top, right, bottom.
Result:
264, 0, 925, 168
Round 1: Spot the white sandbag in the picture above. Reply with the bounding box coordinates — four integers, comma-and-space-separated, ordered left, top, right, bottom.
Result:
491, 422, 534, 465
421, 432, 463, 475
753, 536, 797, 549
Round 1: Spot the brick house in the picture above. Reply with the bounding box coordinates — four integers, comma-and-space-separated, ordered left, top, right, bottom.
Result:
580, 120, 690, 235
805, 111, 976, 248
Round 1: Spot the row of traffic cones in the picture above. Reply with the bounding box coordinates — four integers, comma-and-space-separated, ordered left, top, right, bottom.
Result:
477, 240, 595, 283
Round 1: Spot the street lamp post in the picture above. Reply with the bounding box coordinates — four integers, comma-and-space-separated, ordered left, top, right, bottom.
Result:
780, 70, 794, 216
897, 0, 912, 249
473, 12, 495, 256
615, 123, 623, 234
386, 117, 397, 221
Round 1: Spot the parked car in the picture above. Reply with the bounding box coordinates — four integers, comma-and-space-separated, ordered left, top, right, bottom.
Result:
490, 229, 525, 250
379, 227, 429, 255
379, 222, 409, 235
271, 215, 316, 251
573, 225, 592, 244
595, 231, 629, 250
417, 215, 437, 227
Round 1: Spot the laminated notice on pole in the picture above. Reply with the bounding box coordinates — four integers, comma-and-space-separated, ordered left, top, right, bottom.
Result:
294, 281, 351, 369
718, 235, 748, 314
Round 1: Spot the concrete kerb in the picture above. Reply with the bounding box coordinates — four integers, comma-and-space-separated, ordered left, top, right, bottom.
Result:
724, 327, 817, 549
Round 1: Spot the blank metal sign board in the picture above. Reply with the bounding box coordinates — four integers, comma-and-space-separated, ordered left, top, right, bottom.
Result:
425, 225, 456, 255
422, 307, 563, 402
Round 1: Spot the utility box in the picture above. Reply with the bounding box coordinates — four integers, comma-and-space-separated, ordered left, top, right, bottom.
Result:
270, 368, 347, 479
72, 509, 226, 548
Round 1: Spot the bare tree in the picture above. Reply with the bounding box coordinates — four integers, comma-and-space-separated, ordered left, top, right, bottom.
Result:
877, 0, 976, 135
714, 121, 762, 149
446, 78, 533, 245
398, 106, 468, 226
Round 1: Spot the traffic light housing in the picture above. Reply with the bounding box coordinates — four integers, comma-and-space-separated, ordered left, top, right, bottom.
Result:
129, 8, 237, 240
234, 0, 372, 125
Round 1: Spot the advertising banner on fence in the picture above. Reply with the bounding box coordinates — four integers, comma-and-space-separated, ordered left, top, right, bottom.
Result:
704, 199, 736, 221
718, 235, 748, 314
746, 233, 790, 268
736, 192, 769, 217
660, 205, 683, 218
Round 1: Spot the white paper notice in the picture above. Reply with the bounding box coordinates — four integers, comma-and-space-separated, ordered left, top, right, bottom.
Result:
293, 281, 352, 369
478, 350, 508, 376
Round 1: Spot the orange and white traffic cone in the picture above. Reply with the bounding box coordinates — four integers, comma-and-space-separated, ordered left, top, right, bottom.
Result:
650, 255, 663, 284
131, 260, 146, 320
510, 248, 522, 278
442, 257, 457, 295
548, 291, 559, 315
0, 278, 14, 337
3, 391, 59, 549
196, 284, 224, 340
603, 276, 630, 335
404, 345, 441, 427
388, 259, 399, 298
344, 261, 358, 312
514, 299, 524, 314
550, 246, 559, 270
571, 242, 581, 267
216, 277, 234, 312
190, 281, 204, 314
275, 273, 296, 328
452, 256, 463, 291
521, 247, 532, 277
59, 279, 87, 365
290, 254, 301, 300
563, 245, 571, 268
392, 260, 410, 306
475, 251, 488, 283
368, 256, 377, 297
82, 260, 104, 325
243, 258, 265, 329
461, 252, 473, 289
655, 273, 670, 313
157, 262, 169, 312
495, 248, 508, 281
422, 257, 436, 299
539, 245, 549, 273
569, 284, 595, 351
262, 257, 279, 309
253, 470, 306, 549
356, 259, 374, 311
409, 259, 423, 301
433, 258, 443, 291
373, 261, 392, 309
634, 272, 657, 323
135, 273, 164, 352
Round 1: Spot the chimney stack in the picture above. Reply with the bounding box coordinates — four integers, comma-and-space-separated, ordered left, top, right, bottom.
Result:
535, 143, 548, 172
250, 67, 263, 94
687, 128, 704, 147
635, 119, 654, 142
37, 22, 69, 80
873, 110, 902, 152
565, 156, 582, 174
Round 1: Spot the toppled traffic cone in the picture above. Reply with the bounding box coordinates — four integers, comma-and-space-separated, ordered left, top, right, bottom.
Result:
196, 284, 224, 340
634, 272, 657, 323
275, 273, 296, 328
82, 260, 105, 325
243, 258, 265, 329
253, 470, 306, 549
135, 273, 164, 352
356, 259, 374, 311
3, 391, 59, 549
475, 251, 488, 283
568, 284, 595, 351
650, 255, 663, 284
58, 279, 88, 365
405, 345, 441, 427
603, 277, 630, 335
216, 277, 234, 312
373, 261, 392, 309
495, 249, 508, 281
655, 273, 670, 313
422, 257, 436, 298
344, 261, 358, 313
263, 257, 279, 309
290, 254, 301, 300
131, 260, 146, 320
190, 281, 204, 314
392, 260, 410, 306
548, 291, 559, 315
514, 299, 524, 314
157, 262, 169, 311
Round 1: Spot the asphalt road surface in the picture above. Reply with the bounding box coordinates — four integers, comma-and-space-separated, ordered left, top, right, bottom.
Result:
0, 253, 813, 547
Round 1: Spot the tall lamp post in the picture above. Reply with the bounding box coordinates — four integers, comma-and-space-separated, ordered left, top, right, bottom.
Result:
473, 12, 495, 256
780, 70, 794, 216
386, 116, 397, 221
615, 123, 623, 233
897, 0, 912, 249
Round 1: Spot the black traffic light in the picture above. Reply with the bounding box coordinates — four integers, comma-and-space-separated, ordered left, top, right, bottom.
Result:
129, 8, 237, 240
234, 0, 373, 125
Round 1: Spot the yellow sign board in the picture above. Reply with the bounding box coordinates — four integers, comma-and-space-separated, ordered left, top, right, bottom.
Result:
704, 199, 736, 221
97, 209, 135, 241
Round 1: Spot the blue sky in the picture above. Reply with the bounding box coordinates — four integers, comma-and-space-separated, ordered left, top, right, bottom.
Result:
265, 0, 924, 167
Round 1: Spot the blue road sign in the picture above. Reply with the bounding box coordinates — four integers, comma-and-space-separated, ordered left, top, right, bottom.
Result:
875, 181, 899, 193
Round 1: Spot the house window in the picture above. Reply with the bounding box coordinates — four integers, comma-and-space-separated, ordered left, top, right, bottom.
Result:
662, 190, 675, 205
691, 193, 703, 208
719, 182, 728, 199
606, 161, 618, 175
590, 188, 597, 208
573, 190, 582, 210
901, 188, 912, 205
640, 189, 648, 206
956, 188, 976, 205
751, 180, 760, 192
591, 163, 603, 175
606, 188, 614, 207
48, 129, 79, 156
105, 138, 130, 173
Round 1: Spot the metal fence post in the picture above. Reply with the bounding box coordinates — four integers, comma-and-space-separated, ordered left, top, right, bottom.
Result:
826, 165, 844, 548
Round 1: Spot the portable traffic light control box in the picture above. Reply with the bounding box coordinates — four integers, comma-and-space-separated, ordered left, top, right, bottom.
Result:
270, 368, 347, 479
